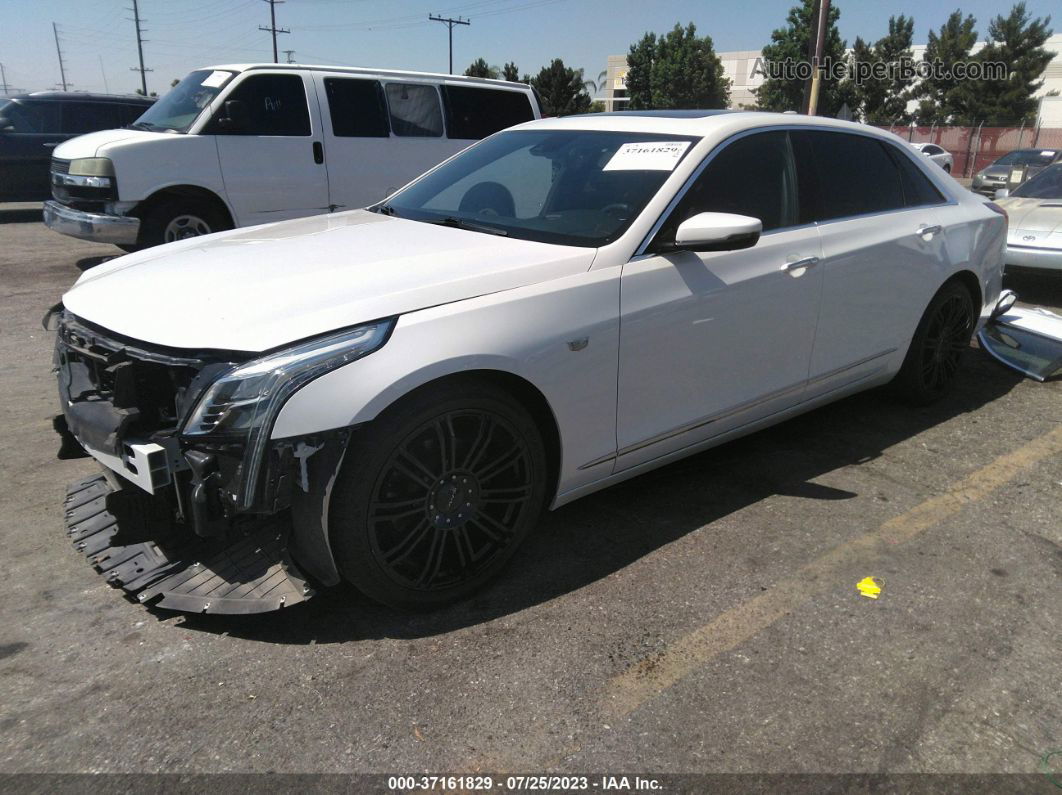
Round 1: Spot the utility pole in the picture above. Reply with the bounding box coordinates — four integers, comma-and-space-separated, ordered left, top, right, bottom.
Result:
428, 14, 470, 74
282, 49, 296, 64
129, 0, 152, 95
99, 56, 110, 93
53, 22, 69, 91
259, 0, 290, 64
801, 0, 830, 115
0, 62, 9, 95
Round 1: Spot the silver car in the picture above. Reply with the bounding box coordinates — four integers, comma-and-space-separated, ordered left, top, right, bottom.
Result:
972, 148, 1062, 197
995, 163, 1062, 272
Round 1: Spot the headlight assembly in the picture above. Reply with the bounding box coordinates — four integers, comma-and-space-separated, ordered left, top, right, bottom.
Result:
68, 158, 115, 177
183, 319, 395, 508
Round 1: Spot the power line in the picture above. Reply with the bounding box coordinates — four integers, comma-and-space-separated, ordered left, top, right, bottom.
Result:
259, 0, 290, 64
52, 22, 69, 91
428, 14, 470, 75
129, 0, 152, 95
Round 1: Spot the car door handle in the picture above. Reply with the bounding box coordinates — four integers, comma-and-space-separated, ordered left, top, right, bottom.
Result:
783, 256, 819, 272
312, 141, 324, 164
918, 224, 942, 237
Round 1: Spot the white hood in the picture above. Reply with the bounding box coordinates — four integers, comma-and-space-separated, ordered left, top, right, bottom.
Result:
53, 128, 169, 159
63, 210, 597, 352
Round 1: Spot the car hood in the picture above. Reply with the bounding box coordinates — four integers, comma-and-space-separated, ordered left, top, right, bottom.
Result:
997, 197, 1062, 233
978, 165, 1009, 179
53, 128, 170, 159
63, 210, 597, 352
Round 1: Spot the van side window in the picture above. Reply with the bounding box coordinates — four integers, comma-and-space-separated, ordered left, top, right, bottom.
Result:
655, 131, 797, 245
324, 78, 389, 137
385, 83, 443, 137
793, 131, 904, 220
2, 100, 60, 133
207, 74, 310, 136
441, 86, 535, 140
888, 145, 946, 207
61, 102, 118, 134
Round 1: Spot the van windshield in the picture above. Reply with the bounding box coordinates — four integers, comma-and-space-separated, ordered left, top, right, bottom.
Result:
375, 129, 700, 247
131, 69, 235, 133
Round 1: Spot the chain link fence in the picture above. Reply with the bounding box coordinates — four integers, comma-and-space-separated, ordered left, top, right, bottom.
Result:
874, 122, 1062, 178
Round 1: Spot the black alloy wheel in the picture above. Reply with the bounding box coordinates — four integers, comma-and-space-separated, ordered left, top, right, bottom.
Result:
892, 280, 975, 404
330, 382, 547, 609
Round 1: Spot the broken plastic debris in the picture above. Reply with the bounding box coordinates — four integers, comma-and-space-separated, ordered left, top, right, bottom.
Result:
857, 577, 883, 599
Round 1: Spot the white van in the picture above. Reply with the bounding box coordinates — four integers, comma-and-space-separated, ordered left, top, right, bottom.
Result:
43, 64, 541, 249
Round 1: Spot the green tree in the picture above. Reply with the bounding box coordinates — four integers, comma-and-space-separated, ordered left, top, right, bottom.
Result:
530, 59, 592, 116
968, 2, 1054, 123
624, 23, 729, 110
754, 0, 847, 115
464, 58, 499, 79
857, 15, 916, 123
914, 10, 978, 124
502, 61, 520, 82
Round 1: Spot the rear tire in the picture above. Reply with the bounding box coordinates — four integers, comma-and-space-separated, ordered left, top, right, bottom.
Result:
329, 380, 549, 610
891, 280, 975, 405
137, 198, 231, 248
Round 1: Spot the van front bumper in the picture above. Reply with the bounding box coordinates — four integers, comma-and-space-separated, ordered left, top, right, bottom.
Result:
43, 200, 139, 245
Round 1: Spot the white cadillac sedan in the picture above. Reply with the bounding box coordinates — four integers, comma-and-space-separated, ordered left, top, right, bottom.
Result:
54, 111, 1006, 614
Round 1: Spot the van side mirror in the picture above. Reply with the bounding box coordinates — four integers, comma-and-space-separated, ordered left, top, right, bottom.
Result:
658, 212, 762, 253
217, 100, 249, 132
993, 188, 1010, 200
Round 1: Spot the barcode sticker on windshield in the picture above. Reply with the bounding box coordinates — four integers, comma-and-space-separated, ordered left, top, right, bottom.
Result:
201, 71, 230, 89
603, 141, 691, 171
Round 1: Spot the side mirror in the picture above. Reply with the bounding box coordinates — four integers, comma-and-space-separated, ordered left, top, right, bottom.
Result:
993, 188, 1010, 200
660, 212, 762, 253
217, 99, 249, 131
990, 289, 1018, 320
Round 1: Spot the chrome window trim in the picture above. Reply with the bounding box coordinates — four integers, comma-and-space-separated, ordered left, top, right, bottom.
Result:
633, 124, 958, 258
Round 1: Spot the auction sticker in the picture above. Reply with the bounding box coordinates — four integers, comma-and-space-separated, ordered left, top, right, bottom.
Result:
604, 141, 691, 171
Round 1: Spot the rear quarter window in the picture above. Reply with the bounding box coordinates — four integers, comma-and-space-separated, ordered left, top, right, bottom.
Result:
888, 145, 947, 207
385, 83, 443, 137
441, 86, 535, 140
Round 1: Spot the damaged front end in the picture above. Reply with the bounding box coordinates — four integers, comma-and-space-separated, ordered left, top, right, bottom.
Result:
52, 311, 391, 614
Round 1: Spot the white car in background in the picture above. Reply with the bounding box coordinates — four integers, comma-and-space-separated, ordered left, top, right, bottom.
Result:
53, 111, 1006, 615
910, 142, 954, 173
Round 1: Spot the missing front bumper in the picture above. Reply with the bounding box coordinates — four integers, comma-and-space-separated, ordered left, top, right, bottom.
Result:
64, 474, 315, 614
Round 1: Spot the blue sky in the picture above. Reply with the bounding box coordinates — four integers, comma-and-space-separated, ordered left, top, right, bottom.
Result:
0, 0, 1056, 96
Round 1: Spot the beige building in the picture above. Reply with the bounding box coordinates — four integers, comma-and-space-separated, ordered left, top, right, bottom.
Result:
600, 33, 1062, 119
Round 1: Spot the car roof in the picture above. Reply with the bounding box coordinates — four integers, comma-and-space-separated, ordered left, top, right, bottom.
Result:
512, 110, 908, 142
7, 91, 153, 103
201, 63, 531, 90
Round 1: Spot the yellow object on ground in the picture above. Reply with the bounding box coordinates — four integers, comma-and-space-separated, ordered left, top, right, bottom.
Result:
857, 577, 882, 599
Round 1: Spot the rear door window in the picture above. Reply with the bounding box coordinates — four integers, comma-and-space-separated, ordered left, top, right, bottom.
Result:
384, 83, 443, 137
441, 86, 535, 140
206, 73, 310, 136
61, 102, 119, 134
794, 131, 905, 221
323, 77, 389, 137
888, 145, 946, 207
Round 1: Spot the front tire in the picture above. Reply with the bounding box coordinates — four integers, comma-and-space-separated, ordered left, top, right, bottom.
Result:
330, 380, 549, 610
138, 198, 231, 248
891, 280, 975, 404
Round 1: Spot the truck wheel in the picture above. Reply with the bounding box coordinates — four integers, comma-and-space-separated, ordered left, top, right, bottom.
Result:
139, 199, 231, 247
329, 380, 549, 610
891, 280, 975, 405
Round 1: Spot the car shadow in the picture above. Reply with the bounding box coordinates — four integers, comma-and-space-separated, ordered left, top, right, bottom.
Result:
1004, 269, 1062, 308
0, 208, 43, 224
168, 349, 1024, 644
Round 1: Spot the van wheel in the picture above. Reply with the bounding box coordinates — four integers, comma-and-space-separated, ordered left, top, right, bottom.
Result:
891, 280, 975, 404
139, 199, 231, 247
329, 381, 548, 610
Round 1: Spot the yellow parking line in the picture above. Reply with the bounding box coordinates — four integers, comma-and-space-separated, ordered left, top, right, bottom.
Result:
604, 425, 1062, 718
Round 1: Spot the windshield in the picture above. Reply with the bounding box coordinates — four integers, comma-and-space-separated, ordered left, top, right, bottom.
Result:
378, 129, 700, 247
131, 69, 235, 133
1011, 164, 1062, 199
994, 149, 1058, 167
